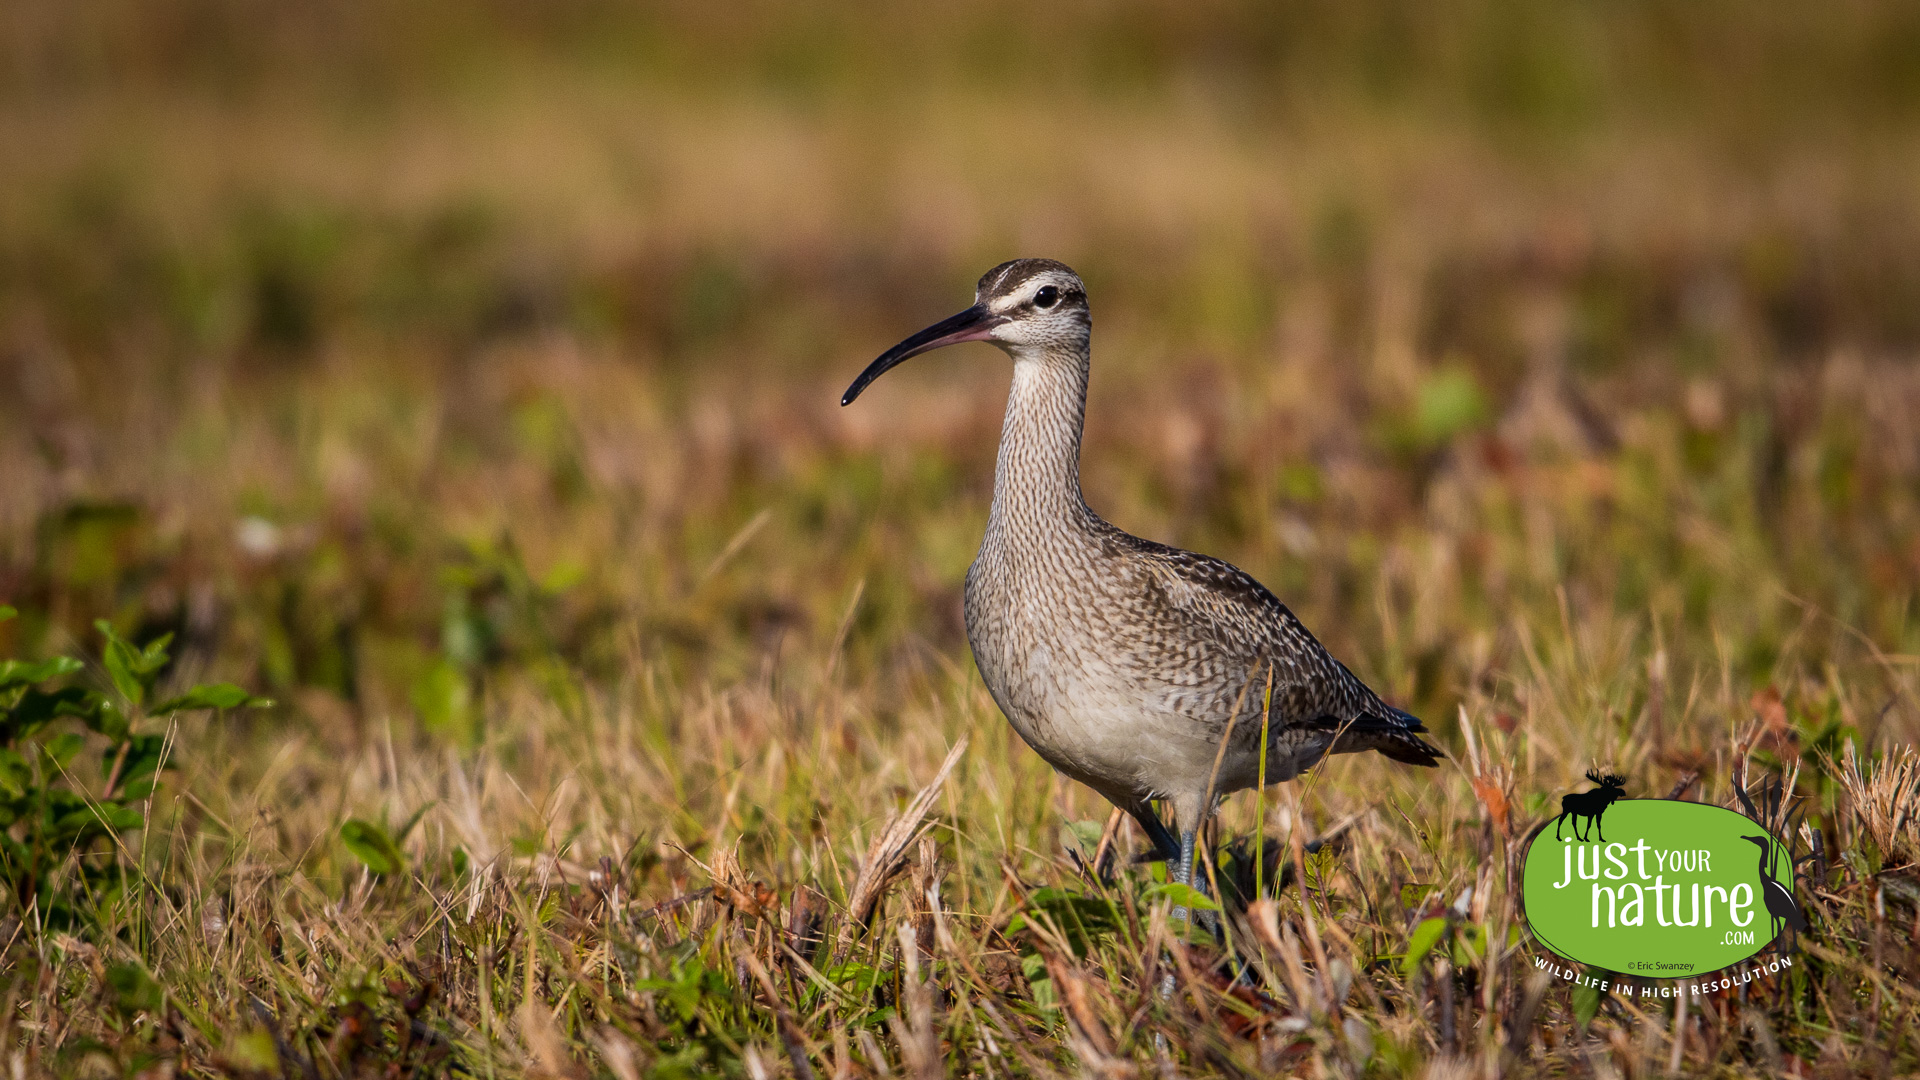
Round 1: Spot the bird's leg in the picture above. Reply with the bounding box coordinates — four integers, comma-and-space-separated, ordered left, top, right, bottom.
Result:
1172, 823, 1223, 939
1156, 795, 1222, 1001
1127, 803, 1183, 864
1156, 826, 1205, 1001
1152, 827, 1198, 1002
1090, 807, 1125, 882
1172, 827, 1197, 925
1133, 800, 1221, 943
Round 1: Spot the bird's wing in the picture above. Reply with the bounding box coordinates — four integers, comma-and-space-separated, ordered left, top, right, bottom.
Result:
1101, 528, 1432, 760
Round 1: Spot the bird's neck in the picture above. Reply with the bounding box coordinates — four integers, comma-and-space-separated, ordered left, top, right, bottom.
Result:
987, 347, 1098, 540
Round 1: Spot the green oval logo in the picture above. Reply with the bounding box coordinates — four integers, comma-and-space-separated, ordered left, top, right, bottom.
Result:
1521, 799, 1801, 977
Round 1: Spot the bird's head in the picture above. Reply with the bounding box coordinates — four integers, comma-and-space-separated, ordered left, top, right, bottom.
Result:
842, 259, 1089, 406
1740, 835, 1771, 850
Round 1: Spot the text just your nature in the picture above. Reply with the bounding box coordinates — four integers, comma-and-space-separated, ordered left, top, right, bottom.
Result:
1552, 838, 1756, 930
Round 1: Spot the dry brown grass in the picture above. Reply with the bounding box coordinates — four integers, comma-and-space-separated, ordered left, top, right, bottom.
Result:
1835, 742, 1920, 872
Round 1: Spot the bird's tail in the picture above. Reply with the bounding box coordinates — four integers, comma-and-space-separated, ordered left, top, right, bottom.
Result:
1343, 707, 1443, 767
1372, 728, 1443, 766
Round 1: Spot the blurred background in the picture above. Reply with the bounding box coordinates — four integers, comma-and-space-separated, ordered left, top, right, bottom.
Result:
4, 0, 1920, 752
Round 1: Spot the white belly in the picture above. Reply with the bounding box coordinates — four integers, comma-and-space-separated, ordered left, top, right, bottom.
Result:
964, 574, 1225, 804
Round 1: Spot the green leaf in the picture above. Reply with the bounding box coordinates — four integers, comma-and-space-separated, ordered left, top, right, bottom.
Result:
666, 982, 701, 1023
1572, 979, 1602, 1026
65, 799, 145, 834
9, 687, 103, 736
395, 800, 438, 843
96, 620, 145, 706
103, 734, 170, 801
340, 818, 405, 876
105, 734, 167, 783
105, 962, 163, 1015
225, 1030, 279, 1072
412, 659, 475, 745
1450, 922, 1490, 968
150, 684, 273, 714
52, 806, 106, 838
0, 605, 15, 623
0, 657, 84, 689
93, 621, 175, 710
118, 778, 157, 801
1403, 916, 1449, 975
138, 633, 173, 670
1058, 819, 1105, 856
1413, 367, 1489, 446
637, 955, 727, 1025
42, 732, 85, 770
1020, 953, 1047, 982
94, 700, 130, 741
821, 961, 885, 999
1007, 886, 1124, 956
0, 749, 30, 799
1146, 882, 1221, 913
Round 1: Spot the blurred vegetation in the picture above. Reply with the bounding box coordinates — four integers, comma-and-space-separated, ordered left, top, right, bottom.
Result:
2, 0, 1920, 1076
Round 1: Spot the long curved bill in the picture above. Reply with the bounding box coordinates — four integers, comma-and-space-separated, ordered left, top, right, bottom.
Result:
841, 305, 1003, 406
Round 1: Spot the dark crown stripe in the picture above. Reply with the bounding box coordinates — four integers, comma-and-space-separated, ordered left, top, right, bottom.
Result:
978, 258, 1080, 300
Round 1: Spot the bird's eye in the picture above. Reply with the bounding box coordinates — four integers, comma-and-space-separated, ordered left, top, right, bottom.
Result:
1033, 285, 1060, 309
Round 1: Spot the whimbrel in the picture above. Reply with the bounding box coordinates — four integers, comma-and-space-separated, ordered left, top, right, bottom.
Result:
842, 259, 1441, 912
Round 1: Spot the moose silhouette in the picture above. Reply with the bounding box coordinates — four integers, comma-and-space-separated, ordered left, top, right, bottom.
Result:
1553, 769, 1627, 842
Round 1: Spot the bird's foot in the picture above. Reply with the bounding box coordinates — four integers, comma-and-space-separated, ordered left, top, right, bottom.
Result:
1195, 906, 1221, 940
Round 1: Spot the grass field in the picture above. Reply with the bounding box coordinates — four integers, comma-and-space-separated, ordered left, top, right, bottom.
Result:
5, 2, 1920, 1076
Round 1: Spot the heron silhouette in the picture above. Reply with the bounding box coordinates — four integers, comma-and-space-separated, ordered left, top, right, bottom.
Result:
1741, 834, 1807, 954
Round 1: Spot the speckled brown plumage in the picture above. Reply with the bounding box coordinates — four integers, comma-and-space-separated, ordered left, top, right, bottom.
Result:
844, 258, 1441, 897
